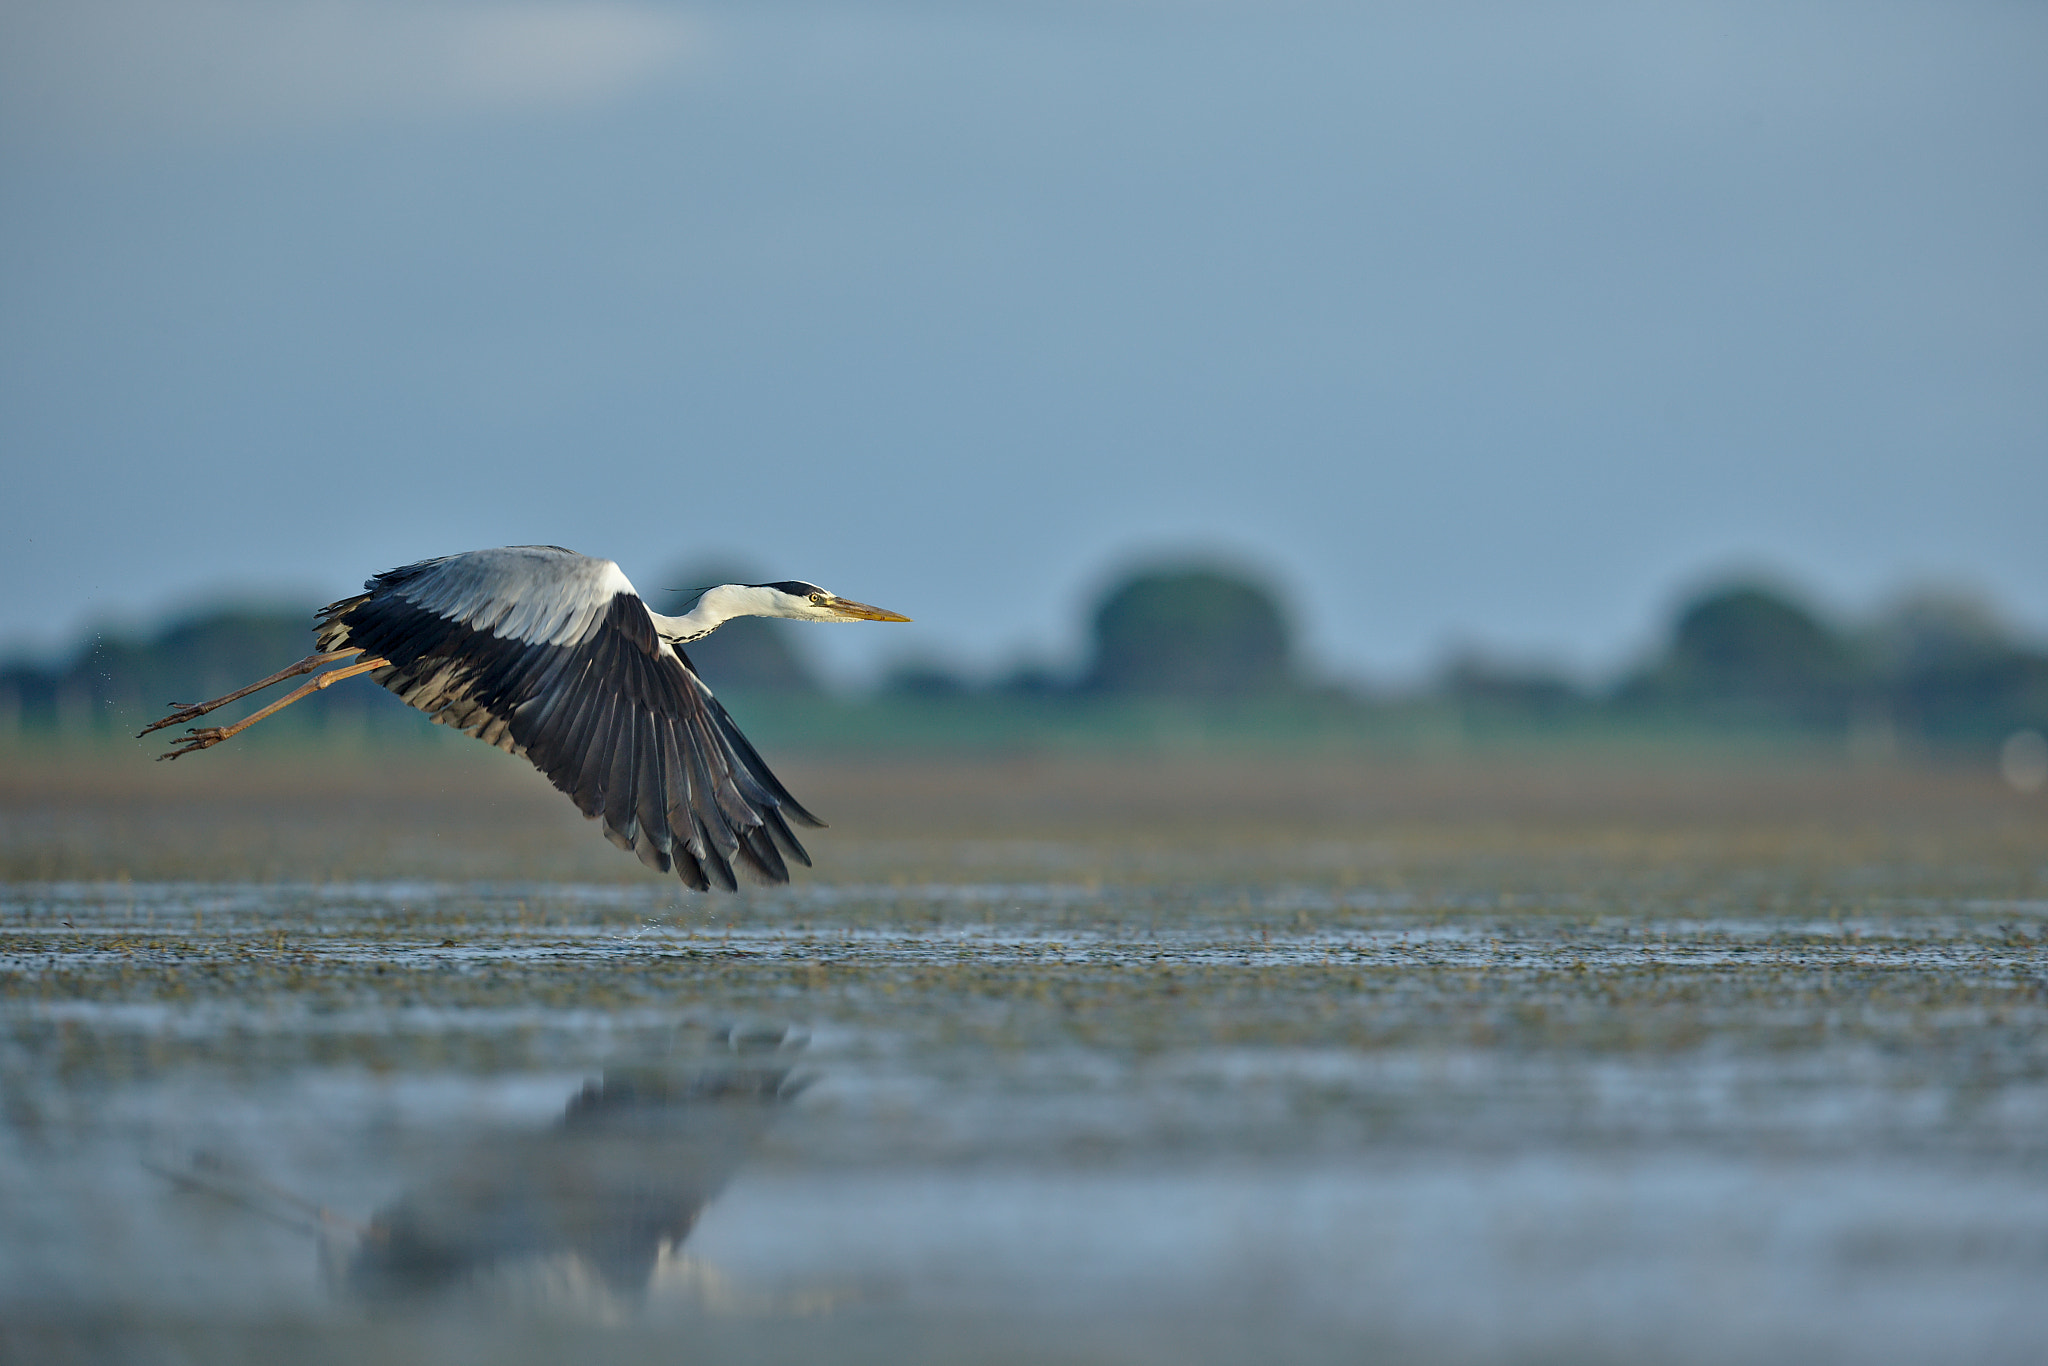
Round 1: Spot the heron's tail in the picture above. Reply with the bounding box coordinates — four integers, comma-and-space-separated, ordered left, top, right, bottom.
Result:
314, 593, 372, 652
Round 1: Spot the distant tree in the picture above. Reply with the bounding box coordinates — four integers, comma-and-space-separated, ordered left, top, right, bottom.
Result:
1082, 563, 1293, 698
0, 660, 55, 730
1870, 589, 2012, 678
1622, 582, 1852, 722
991, 658, 1067, 697
0, 604, 417, 738
652, 563, 822, 695
1438, 651, 1583, 716
881, 658, 971, 699
1869, 590, 2048, 740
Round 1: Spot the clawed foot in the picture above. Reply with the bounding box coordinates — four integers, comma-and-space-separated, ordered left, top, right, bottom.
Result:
138, 703, 208, 738
137, 654, 384, 758
157, 727, 230, 761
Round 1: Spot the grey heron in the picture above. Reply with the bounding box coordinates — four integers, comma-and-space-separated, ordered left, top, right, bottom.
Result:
137, 546, 911, 891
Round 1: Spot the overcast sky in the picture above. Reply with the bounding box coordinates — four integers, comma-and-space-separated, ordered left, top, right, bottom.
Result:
3, 0, 2043, 685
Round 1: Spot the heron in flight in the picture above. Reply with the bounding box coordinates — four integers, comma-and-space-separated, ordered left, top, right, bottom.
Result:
138, 546, 911, 891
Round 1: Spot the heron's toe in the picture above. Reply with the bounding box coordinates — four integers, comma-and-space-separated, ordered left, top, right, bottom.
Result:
138, 704, 208, 738
157, 727, 229, 761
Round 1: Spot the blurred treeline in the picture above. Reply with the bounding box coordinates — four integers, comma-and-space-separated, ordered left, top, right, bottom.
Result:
4, 562, 2044, 756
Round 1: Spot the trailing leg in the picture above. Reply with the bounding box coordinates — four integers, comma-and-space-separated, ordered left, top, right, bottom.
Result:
138, 649, 366, 738
157, 657, 389, 760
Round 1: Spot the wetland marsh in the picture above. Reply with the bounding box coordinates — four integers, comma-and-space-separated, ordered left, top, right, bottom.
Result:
3, 745, 2046, 1364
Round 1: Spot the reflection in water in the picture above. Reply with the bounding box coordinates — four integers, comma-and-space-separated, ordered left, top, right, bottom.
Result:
157, 1025, 809, 1321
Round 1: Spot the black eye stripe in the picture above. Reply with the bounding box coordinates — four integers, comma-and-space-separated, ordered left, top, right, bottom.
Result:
750, 580, 826, 598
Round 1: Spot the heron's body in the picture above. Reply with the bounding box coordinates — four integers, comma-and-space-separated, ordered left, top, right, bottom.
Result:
141, 546, 910, 892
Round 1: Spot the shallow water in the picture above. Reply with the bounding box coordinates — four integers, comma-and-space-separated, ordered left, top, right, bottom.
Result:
4, 753, 2047, 1362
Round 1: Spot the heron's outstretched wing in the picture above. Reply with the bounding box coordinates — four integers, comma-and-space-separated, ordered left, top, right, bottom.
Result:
315, 546, 820, 891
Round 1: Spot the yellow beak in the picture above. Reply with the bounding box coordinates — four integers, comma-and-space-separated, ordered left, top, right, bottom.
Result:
828, 597, 913, 622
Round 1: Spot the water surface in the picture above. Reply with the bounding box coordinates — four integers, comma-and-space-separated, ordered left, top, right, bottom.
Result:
4, 752, 2045, 1362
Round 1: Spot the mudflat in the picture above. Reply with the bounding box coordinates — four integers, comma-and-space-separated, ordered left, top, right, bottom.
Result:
3, 744, 2045, 1364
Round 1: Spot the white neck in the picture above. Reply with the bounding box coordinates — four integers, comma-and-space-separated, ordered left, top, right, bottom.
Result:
648, 584, 790, 643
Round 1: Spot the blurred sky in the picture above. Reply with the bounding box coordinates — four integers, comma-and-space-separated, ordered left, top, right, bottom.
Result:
2, 0, 2043, 686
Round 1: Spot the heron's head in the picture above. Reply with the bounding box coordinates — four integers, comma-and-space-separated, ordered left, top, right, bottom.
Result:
718, 581, 913, 624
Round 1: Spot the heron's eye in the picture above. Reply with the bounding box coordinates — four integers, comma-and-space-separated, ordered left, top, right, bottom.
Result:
809, 593, 828, 606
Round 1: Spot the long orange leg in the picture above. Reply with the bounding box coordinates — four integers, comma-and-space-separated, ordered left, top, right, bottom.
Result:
143, 1153, 370, 1239
157, 657, 389, 760
137, 648, 366, 738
